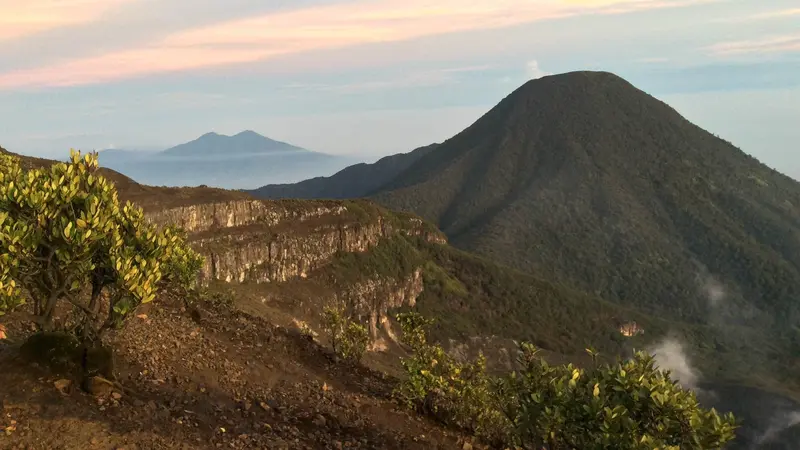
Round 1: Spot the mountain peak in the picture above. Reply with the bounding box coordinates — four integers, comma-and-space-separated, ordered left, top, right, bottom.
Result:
292, 70, 800, 329
502, 70, 648, 113
517, 70, 630, 91
162, 130, 308, 157
234, 130, 262, 138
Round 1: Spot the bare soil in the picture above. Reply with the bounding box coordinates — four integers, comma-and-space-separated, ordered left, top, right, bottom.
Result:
0, 295, 476, 450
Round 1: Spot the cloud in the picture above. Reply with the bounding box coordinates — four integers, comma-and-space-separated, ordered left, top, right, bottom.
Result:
0, 0, 132, 41
282, 65, 492, 94
710, 8, 800, 23
146, 91, 256, 109
526, 60, 552, 79
637, 57, 670, 63
706, 33, 800, 57
649, 338, 698, 390
702, 275, 726, 308
754, 411, 800, 448
0, 0, 718, 90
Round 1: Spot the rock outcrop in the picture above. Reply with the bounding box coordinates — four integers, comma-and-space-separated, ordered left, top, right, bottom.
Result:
146, 199, 347, 233
145, 199, 445, 285
144, 198, 443, 350
340, 268, 424, 339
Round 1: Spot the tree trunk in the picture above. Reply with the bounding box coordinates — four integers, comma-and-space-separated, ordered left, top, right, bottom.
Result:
80, 340, 115, 381
40, 292, 61, 331
81, 278, 104, 342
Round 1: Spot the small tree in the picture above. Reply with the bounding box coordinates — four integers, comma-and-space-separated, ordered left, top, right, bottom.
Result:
321, 304, 369, 363
0, 150, 203, 347
394, 312, 509, 442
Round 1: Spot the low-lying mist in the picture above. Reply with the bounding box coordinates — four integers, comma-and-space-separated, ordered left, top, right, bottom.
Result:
645, 271, 800, 449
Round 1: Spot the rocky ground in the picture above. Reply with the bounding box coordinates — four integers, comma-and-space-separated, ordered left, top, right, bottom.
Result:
0, 295, 478, 450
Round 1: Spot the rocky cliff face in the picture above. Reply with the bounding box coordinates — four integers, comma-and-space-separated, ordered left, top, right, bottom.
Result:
146, 199, 347, 233
144, 198, 443, 351
145, 199, 445, 286
339, 268, 424, 340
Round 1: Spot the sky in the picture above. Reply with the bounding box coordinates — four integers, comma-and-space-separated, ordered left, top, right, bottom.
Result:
0, 0, 798, 178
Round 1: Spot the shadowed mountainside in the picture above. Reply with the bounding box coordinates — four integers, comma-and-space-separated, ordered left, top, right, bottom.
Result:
375, 72, 800, 329
246, 143, 439, 199
251, 71, 800, 334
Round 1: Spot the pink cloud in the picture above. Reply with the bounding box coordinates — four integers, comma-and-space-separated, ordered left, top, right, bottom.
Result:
0, 0, 132, 41
0, 0, 716, 89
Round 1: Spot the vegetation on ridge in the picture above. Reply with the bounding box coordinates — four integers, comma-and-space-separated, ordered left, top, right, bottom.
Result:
248, 71, 800, 399
322, 302, 370, 363
366, 72, 800, 328
247, 71, 800, 338
246, 143, 440, 200
392, 311, 737, 449
319, 229, 800, 396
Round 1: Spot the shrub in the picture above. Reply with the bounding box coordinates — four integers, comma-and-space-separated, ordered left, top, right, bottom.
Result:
395, 312, 738, 449
195, 286, 235, 308
321, 304, 369, 363
394, 312, 510, 442
495, 343, 737, 449
296, 320, 318, 341
0, 150, 203, 345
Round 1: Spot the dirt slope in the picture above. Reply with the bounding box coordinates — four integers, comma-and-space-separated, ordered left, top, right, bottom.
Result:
0, 295, 471, 449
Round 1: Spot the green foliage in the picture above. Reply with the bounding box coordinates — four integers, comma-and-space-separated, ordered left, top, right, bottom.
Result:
321, 304, 369, 363
0, 150, 203, 341
193, 283, 235, 308
329, 235, 424, 283
496, 343, 737, 449
158, 226, 204, 292
370, 71, 800, 326
395, 312, 737, 450
297, 321, 318, 341
394, 312, 509, 442
410, 240, 655, 357
421, 260, 468, 297
406, 239, 800, 394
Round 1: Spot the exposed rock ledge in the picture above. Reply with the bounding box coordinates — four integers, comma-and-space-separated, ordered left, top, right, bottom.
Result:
146, 199, 348, 233
339, 268, 424, 340
144, 200, 445, 285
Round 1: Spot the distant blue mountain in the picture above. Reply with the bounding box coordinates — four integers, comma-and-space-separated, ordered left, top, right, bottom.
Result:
95, 131, 360, 190
161, 130, 308, 158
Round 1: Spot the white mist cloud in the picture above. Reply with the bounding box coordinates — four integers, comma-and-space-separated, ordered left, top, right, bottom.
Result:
754, 411, 800, 448
703, 275, 726, 308
649, 338, 698, 390
526, 60, 551, 80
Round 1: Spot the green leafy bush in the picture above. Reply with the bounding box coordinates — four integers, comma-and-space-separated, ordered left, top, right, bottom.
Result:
495, 343, 737, 449
395, 312, 737, 449
394, 312, 509, 442
0, 150, 203, 343
321, 304, 369, 363
193, 285, 235, 308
